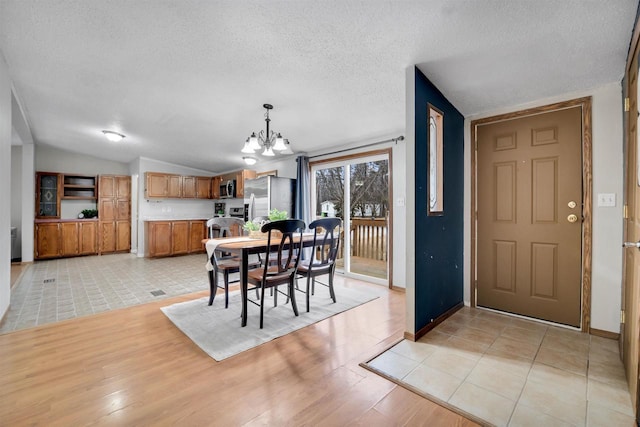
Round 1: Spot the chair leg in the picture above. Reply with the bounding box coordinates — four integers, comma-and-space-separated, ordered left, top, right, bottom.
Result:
224, 270, 230, 308
289, 279, 299, 316
305, 274, 311, 312
274, 285, 278, 307
259, 284, 265, 329
208, 269, 216, 306
329, 271, 336, 303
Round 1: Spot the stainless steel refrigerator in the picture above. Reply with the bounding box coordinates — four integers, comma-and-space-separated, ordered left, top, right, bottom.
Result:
244, 176, 296, 221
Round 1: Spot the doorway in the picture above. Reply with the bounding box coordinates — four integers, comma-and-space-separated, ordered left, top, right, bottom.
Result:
310, 150, 391, 286
471, 98, 592, 329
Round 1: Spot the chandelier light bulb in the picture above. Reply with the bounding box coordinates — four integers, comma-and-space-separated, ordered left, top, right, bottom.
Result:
248, 132, 261, 150
262, 146, 275, 156
272, 133, 286, 151
241, 139, 255, 154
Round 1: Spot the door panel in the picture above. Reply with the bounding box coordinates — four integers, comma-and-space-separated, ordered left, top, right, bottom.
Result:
477, 107, 583, 327
622, 42, 640, 414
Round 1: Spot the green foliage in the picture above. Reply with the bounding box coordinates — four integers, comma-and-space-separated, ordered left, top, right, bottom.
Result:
81, 209, 98, 218
243, 221, 261, 231
268, 209, 288, 221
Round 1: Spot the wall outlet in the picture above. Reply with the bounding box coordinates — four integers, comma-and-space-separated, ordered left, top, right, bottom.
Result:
597, 193, 616, 207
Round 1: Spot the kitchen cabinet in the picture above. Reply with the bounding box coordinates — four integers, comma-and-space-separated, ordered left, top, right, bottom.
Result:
61, 222, 79, 255
79, 221, 98, 254
168, 175, 182, 198
35, 220, 98, 259
145, 172, 169, 198
146, 219, 207, 257
211, 176, 221, 199
35, 222, 62, 259
196, 177, 211, 199
172, 221, 189, 255
99, 175, 131, 254
235, 169, 256, 199
182, 176, 197, 198
189, 220, 206, 252
62, 174, 96, 199
145, 172, 214, 199
36, 172, 61, 218
147, 221, 172, 257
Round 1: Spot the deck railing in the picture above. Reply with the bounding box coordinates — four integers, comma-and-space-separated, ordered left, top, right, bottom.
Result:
346, 217, 387, 261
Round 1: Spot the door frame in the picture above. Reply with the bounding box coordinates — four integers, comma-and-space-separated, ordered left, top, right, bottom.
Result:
470, 97, 593, 332
309, 148, 393, 288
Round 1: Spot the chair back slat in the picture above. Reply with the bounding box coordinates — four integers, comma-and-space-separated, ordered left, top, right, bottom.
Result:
309, 218, 342, 269
261, 219, 306, 277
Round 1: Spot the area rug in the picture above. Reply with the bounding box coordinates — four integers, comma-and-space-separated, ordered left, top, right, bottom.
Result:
161, 285, 378, 361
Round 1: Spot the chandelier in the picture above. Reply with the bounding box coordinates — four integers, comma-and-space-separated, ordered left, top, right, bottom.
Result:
241, 104, 292, 164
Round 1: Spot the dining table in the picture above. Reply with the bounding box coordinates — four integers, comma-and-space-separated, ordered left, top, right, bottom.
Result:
208, 233, 317, 327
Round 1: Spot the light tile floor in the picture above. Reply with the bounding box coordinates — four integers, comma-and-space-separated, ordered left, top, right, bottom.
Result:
367, 307, 635, 427
1, 253, 212, 334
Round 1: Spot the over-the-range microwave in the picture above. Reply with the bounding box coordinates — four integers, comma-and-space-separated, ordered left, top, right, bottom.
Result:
219, 179, 236, 198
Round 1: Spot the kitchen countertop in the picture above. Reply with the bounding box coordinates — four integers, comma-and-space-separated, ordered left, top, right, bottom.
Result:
35, 218, 99, 223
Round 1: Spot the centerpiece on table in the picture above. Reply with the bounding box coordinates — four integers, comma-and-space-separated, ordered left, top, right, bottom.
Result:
244, 209, 288, 238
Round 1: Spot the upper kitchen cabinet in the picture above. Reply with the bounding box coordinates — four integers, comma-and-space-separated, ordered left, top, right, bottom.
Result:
196, 177, 211, 199
144, 172, 214, 199
146, 172, 170, 198
236, 169, 256, 199
62, 174, 97, 199
182, 176, 197, 198
211, 176, 221, 199
36, 172, 61, 218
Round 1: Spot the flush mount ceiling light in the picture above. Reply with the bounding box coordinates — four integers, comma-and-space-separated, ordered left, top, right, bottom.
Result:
102, 130, 126, 142
241, 104, 292, 162
243, 156, 257, 166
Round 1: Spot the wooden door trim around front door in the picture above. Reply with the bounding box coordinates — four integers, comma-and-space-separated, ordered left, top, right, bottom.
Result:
470, 97, 593, 332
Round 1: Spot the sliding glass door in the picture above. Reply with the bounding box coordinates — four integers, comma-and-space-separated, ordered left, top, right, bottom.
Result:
311, 152, 390, 285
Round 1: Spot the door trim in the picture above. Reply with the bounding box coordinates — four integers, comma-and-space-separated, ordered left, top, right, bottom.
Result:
470, 97, 593, 332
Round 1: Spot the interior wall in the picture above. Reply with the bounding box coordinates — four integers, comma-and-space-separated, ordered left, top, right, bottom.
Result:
0, 53, 12, 320
413, 67, 465, 332
464, 82, 624, 333
20, 143, 34, 262
35, 144, 129, 175
10, 145, 22, 259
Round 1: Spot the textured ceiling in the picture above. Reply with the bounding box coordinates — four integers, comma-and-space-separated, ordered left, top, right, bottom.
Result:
0, 0, 637, 172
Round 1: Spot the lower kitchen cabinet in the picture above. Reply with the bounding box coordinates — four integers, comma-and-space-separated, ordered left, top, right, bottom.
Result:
146, 220, 207, 257
99, 220, 131, 254
35, 220, 98, 260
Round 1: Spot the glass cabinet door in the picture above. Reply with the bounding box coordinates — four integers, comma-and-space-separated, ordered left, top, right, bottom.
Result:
37, 172, 61, 218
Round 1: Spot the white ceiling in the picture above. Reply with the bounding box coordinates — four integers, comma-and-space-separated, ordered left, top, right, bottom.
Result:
0, 1, 637, 172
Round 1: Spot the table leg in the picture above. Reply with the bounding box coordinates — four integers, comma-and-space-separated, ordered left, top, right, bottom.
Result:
241, 249, 248, 327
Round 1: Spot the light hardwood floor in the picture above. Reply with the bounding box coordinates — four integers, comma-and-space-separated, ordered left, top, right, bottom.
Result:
0, 278, 477, 426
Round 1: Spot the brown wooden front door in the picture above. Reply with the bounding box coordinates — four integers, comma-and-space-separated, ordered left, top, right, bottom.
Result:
476, 106, 584, 327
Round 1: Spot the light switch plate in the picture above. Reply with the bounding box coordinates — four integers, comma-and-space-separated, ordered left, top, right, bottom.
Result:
597, 193, 616, 207
396, 197, 405, 207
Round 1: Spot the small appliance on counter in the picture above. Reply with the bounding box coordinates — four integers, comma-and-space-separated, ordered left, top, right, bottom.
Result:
229, 207, 245, 219
214, 202, 226, 217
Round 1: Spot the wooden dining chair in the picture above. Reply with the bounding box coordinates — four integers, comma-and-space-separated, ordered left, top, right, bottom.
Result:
296, 217, 342, 312
246, 219, 305, 328
207, 217, 258, 308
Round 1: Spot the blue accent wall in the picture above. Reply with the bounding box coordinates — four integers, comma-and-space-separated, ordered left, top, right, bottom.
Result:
414, 67, 465, 331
